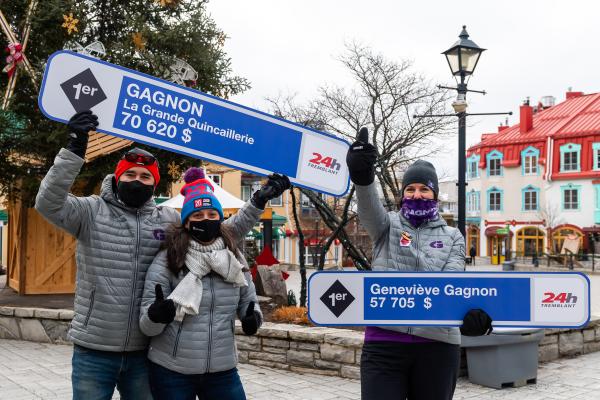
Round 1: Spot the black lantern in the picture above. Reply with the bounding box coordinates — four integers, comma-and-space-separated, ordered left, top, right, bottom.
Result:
442, 25, 486, 77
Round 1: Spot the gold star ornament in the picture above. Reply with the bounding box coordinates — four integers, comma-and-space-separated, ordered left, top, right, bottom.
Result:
62, 13, 79, 35
167, 161, 181, 179
132, 32, 146, 50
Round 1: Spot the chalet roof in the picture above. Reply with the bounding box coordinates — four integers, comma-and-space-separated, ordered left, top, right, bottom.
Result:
468, 92, 600, 151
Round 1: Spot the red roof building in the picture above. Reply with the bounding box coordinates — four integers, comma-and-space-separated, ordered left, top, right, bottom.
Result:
465, 91, 600, 264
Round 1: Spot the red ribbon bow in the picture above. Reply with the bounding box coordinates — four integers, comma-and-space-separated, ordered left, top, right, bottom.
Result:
3, 43, 24, 78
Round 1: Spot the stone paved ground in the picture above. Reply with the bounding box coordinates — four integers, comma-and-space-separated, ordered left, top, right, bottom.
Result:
1, 340, 600, 399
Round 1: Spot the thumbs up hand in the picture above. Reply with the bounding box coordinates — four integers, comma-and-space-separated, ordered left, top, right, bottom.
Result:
241, 301, 260, 335
346, 127, 377, 185
148, 284, 176, 324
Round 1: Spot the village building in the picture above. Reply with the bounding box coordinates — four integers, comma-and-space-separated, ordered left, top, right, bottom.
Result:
466, 90, 600, 264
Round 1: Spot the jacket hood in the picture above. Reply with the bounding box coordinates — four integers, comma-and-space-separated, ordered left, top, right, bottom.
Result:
100, 174, 157, 213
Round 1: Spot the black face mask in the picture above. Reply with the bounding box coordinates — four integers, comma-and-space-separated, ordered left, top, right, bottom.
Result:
188, 219, 222, 243
117, 180, 154, 208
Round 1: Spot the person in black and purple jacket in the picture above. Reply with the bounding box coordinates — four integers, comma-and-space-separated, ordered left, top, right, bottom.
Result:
346, 127, 493, 400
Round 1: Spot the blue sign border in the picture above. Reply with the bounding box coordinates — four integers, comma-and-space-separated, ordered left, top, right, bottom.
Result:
38, 50, 351, 197
307, 270, 591, 329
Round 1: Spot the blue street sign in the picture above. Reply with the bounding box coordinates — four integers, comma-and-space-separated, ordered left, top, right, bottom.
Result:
38, 51, 351, 196
308, 271, 590, 328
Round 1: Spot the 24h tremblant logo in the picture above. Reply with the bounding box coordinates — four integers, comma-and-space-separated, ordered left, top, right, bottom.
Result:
308, 152, 341, 176
541, 292, 578, 308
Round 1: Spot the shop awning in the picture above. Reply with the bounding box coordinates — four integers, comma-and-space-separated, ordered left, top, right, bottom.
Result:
248, 227, 286, 240
272, 212, 287, 226
245, 228, 261, 240
485, 226, 514, 236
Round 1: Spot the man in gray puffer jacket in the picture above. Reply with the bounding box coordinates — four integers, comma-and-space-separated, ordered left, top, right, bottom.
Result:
346, 128, 492, 400
35, 111, 179, 400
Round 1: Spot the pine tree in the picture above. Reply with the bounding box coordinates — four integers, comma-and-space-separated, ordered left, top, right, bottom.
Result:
0, 0, 250, 205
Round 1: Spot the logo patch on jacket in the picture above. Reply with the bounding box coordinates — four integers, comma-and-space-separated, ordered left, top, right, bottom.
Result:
430, 240, 444, 249
153, 229, 166, 240
400, 231, 412, 247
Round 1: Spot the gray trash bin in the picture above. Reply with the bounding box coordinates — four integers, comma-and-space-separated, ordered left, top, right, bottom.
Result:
461, 328, 545, 389
502, 260, 516, 271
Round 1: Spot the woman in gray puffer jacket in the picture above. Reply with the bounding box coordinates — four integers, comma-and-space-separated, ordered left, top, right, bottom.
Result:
140, 168, 290, 400
346, 128, 492, 400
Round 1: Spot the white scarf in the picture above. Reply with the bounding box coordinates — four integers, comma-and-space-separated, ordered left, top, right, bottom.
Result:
168, 237, 247, 321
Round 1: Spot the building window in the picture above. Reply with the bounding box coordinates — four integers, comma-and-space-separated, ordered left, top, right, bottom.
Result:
559, 143, 581, 172
301, 192, 312, 208
467, 190, 480, 212
552, 228, 583, 254
207, 174, 222, 186
467, 155, 480, 179
486, 150, 503, 177
595, 184, 600, 224
521, 146, 539, 175
304, 245, 320, 266
522, 185, 539, 211
269, 195, 283, 207
593, 143, 600, 171
516, 227, 544, 257
487, 187, 503, 212
241, 185, 252, 201
561, 184, 581, 211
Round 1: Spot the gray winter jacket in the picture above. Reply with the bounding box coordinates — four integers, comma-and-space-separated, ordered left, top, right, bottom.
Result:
356, 183, 465, 345
35, 148, 180, 352
140, 201, 263, 374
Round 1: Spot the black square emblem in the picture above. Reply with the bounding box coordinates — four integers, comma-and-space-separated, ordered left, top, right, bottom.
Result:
60, 68, 107, 112
320, 280, 355, 318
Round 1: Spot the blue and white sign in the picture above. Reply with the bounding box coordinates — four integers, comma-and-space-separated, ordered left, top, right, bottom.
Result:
38, 51, 351, 196
308, 272, 590, 328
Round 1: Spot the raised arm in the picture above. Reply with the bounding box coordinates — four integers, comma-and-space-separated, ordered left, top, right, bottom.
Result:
222, 201, 264, 245
355, 183, 390, 242
224, 173, 292, 244
35, 148, 99, 241
346, 127, 389, 241
34, 111, 100, 241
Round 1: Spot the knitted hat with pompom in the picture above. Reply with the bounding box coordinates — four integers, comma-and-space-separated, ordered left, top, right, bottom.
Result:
180, 167, 224, 222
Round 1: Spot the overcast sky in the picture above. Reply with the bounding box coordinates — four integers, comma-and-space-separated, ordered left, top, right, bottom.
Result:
207, 0, 600, 178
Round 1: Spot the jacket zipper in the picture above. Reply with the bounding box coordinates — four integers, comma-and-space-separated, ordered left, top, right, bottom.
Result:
409, 225, 421, 337
205, 274, 215, 372
415, 227, 420, 271
84, 286, 96, 327
172, 316, 185, 358
123, 210, 141, 350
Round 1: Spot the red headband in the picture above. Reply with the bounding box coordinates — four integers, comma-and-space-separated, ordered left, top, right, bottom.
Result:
114, 159, 160, 187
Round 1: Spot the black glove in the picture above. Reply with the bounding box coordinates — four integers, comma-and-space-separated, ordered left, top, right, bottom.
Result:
66, 110, 98, 158
251, 173, 291, 209
241, 301, 260, 335
346, 127, 377, 185
460, 309, 493, 336
148, 284, 176, 324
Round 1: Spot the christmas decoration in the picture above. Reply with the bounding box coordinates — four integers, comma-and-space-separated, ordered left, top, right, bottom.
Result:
0, 1, 39, 109
168, 57, 197, 87
167, 161, 181, 179
132, 32, 146, 51
62, 13, 79, 35
3, 43, 24, 78
64, 40, 106, 59
155, 0, 179, 7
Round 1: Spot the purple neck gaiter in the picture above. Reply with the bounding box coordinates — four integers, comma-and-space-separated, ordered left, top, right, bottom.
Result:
401, 198, 439, 227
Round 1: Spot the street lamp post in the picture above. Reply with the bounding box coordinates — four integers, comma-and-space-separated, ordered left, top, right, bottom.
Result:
415, 26, 512, 241
442, 26, 486, 239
